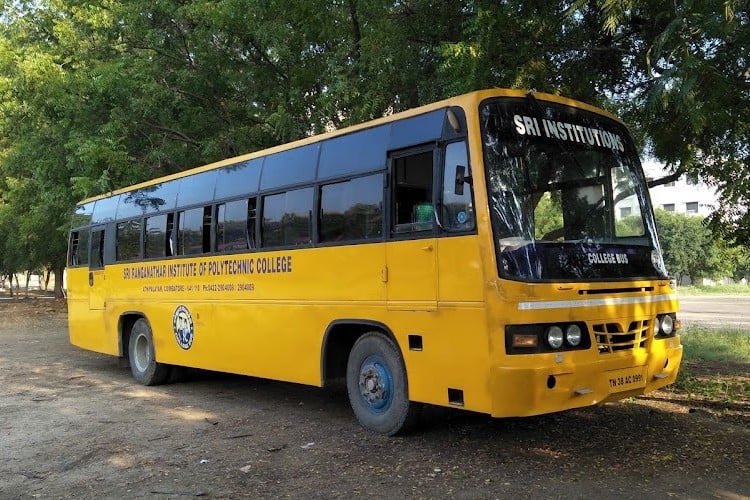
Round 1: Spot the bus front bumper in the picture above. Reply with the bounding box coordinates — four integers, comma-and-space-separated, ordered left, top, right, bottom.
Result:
488, 339, 683, 418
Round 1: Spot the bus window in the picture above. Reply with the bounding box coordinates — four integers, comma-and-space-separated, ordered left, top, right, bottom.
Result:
320, 174, 383, 243
392, 150, 434, 234
69, 229, 90, 267
90, 228, 105, 269
262, 188, 313, 247
145, 214, 168, 258
442, 142, 475, 231
217, 199, 251, 252
178, 207, 205, 255
115, 220, 140, 261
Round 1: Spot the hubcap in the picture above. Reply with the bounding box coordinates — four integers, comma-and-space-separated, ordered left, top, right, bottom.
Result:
134, 334, 150, 372
358, 355, 393, 413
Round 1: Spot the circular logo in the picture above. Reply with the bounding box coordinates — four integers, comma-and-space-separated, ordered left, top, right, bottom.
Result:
456, 211, 468, 224
173, 305, 194, 350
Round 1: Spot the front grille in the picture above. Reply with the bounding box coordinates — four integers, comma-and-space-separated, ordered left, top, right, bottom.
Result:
594, 319, 650, 354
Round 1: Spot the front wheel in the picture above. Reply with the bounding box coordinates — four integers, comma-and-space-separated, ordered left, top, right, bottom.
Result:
128, 318, 171, 386
346, 332, 420, 435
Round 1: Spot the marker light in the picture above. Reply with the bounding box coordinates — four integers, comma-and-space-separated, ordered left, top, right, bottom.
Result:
512, 334, 539, 349
546, 326, 564, 349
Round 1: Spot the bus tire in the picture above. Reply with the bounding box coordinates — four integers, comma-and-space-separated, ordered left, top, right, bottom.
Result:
346, 332, 420, 436
128, 318, 170, 386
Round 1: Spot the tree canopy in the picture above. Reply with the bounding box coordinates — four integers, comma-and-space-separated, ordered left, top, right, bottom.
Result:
1, 0, 748, 295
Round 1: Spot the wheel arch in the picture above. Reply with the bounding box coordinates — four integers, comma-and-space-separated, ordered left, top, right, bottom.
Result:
320, 319, 399, 387
118, 311, 149, 359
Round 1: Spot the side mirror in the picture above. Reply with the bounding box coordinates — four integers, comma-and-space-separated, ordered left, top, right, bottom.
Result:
454, 165, 472, 196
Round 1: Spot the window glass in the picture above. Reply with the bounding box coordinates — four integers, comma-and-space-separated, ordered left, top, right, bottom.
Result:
389, 110, 445, 150
118, 182, 179, 218
318, 127, 389, 179
320, 174, 383, 242
145, 214, 168, 258
442, 142, 475, 231
71, 203, 94, 228
92, 195, 119, 224
260, 144, 319, 190
178, 208, 205, 255
686, 201, 699, 214
69, 230, 90, 267
215, 158, 262, 199
91, 229, 105, 268
392, 151, 434, 234
217, 199, 252, 252
116, 220, 141, 261
262, 188, 313, 247
177, 170, 218, 207
662, 203, 675, 212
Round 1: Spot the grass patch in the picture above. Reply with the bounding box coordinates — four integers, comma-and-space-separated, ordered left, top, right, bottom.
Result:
676, 283, 750, 295
680, 327, 750, 363
671, 327, 750, 402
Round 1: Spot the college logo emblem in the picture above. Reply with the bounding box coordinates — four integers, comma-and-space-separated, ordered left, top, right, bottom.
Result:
173, 305, 194, 350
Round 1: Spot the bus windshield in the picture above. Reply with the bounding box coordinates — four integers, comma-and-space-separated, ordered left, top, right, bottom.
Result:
480, 97, 668, 282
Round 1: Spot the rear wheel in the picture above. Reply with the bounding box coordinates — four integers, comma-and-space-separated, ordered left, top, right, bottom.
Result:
346, 332, 420, 435
128, 318, 170, 386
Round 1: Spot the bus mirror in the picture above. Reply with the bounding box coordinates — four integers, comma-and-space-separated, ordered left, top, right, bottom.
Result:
455, 165, 471, 196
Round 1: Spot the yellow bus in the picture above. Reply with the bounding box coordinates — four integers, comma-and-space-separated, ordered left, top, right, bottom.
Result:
66, 89, 682, 435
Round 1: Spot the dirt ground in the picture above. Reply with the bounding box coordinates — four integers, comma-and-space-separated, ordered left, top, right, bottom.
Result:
1, 299, 748, 500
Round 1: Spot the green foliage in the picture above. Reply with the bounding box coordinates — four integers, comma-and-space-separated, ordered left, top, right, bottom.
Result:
654, 210, 740, 284
1, 0, 749, 291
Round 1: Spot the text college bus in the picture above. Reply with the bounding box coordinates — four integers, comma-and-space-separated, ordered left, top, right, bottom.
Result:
66, 89, 682, 435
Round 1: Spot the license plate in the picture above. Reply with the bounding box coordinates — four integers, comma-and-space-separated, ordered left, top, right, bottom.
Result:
607, 367, 647, 392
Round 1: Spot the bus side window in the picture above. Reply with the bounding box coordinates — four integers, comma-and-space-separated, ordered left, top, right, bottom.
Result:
69, 230, 90, 267
391, 149, 434, 234
115, 221, 140, 262
442, 141, 475, 231
217, 199, 252, 252
90, 229, 105, 269
178, 207, 205, 255
144, 214, 167, 258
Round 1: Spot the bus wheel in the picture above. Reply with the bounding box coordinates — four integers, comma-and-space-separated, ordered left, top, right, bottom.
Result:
128, 318, 170, 386
346, 332, 420, 436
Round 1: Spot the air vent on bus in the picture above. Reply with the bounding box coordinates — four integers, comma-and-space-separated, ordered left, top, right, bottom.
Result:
579, 287, 654, 295
594, 319, 650, 353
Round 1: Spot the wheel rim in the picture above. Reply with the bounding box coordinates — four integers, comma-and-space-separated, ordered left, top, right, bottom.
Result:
357, 354, 393, 414
133, 333, 151, 373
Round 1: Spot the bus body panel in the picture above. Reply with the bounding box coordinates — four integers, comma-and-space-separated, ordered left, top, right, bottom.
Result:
65, 88, 682, 430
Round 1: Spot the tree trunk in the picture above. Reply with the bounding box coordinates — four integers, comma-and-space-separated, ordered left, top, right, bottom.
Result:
25, 270, 31, 296
54, 265, 65, 299
44, 268, 52, 291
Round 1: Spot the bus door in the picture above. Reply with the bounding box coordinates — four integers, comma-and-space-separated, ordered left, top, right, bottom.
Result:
88, 226, 106, 310
386, 147, 438, 311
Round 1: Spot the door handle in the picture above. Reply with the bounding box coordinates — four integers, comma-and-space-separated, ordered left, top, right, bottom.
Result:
88, 272, 94, 286
421, 244, 434, 251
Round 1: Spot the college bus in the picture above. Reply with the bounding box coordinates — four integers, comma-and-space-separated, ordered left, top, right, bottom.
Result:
66, 89, 682, 435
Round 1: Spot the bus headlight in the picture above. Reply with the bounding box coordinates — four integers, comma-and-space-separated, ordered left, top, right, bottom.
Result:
657, 314, 676, 336
545, 326, 564, 349
565, 324, 582, 347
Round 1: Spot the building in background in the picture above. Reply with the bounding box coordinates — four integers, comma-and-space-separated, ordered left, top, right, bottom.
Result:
642, 160, 717, 217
